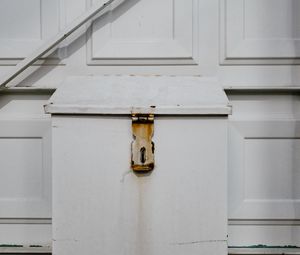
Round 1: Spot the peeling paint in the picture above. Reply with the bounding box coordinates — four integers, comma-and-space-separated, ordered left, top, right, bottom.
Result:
0, 244, 23, 247
229, 245, 300, 249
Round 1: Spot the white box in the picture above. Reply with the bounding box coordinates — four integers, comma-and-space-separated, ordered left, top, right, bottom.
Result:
45, 76, 231, 255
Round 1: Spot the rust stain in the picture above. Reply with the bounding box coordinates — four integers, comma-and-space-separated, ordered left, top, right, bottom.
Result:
131, 114, 155, 172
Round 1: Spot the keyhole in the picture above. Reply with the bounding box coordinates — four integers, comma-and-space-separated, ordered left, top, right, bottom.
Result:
140, 147, 146, 164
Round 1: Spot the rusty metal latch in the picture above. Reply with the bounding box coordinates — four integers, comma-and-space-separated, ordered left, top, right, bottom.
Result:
131, 114, 155, 172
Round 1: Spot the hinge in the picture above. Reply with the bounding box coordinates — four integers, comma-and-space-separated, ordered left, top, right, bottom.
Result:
131, 114, 155, 172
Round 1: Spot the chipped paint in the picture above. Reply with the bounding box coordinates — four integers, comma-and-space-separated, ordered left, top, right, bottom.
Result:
229, 245, 300, 249
0, 244, 51, 254
0, 244, 23, 247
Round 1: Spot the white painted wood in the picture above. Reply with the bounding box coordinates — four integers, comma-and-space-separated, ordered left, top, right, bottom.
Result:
45, 76, 230, 115
0, 92, 52, 246
229, 120, 300, 220
221, 0, 300, 65
0, 246, 51, 254
1, 0, 300, 87
1, 0, 300, 249
0, 0, 125, 88
87, 0, 199, 65
227, 94, 300, 120
227, 93, 300, 247
229, 225, 300, 247
0, 218, 51, 224
51, 116, 228, 255
229, 220, 300, 226
0, 120, 51, 218
229, 247, 300, 255
48, 79, 229, 254
0, 224, 51, 248
219, 66, 300, 88
0, 0, 60, 65
0, 92, 52, 119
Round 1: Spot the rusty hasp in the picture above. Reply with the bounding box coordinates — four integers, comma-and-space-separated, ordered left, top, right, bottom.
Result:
131, 114, 155, 172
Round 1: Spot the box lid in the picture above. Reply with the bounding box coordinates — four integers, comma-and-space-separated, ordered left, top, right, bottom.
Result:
45, 76, 231, 115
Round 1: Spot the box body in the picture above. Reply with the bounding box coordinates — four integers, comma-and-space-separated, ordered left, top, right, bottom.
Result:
51, 115, 228, 255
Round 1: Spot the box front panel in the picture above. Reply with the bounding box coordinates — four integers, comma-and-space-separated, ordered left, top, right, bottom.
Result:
52, 116, 228, 255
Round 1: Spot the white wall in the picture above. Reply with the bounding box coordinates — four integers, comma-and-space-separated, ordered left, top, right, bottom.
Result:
0, 91, 52, 247
227, 91, 300, 247
0, 0, 300, 250
1, 0, 300, 87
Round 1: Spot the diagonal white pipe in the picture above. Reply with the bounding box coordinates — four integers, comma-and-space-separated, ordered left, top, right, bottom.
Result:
0, 0, 125, 89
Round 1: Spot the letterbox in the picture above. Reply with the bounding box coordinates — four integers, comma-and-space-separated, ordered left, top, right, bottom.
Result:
45, 76, 231, 255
